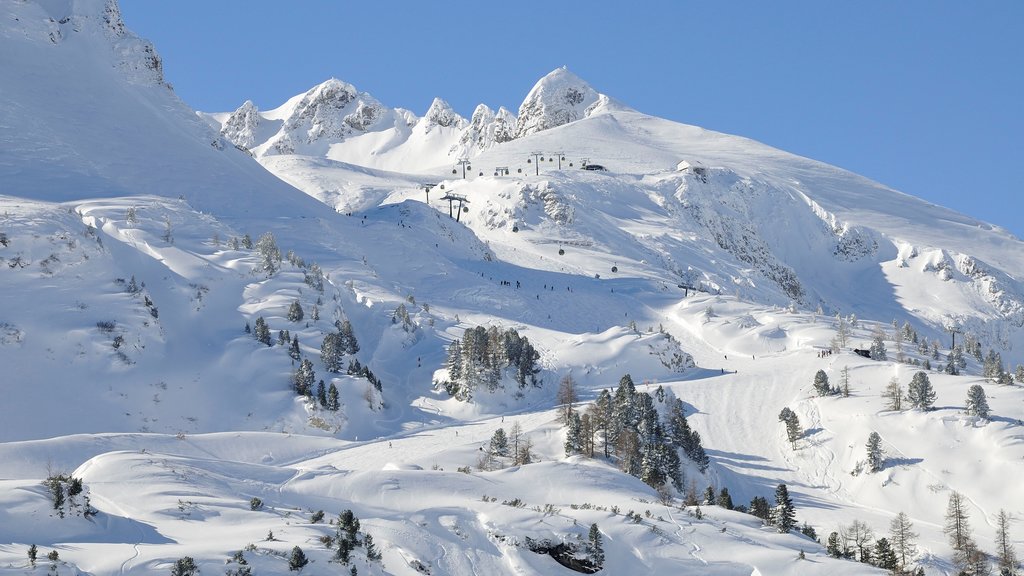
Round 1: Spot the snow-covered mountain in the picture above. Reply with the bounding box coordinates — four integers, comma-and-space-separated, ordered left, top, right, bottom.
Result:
3, 1, 1024, 575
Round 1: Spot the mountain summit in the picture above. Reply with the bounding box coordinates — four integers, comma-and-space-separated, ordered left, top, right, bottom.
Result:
513, 66, 617, 138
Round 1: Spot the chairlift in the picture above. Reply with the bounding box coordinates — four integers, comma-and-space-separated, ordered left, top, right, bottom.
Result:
478, 171, 483, 176
512, 225, 519, 233
558, 248, 565, 256
452, 169, 457, 174
527, 158, 532, 163
611, 266, 618, 273
517, 168, 522, 173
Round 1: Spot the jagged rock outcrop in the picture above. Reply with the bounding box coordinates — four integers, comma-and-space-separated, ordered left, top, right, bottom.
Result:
450, 104, 516, 157
220, 100, 260, 149
423, 97, 464, 130
262, 79, 386, 155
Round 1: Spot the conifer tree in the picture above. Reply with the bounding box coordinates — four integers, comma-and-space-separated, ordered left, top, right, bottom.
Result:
873, 537, 899, 571
289, 335, 301, 361
326, 382, 340, 411
365, 533, 382, 562
826, 532, 842, 558
316, 380, 327, 408
564, 411, 583, 456
287, 300, 304, 322
966, 384, 990, 419
907, 371, 936, 410
717, 487, 734, 510
866, 431, 884, 473
813, 369, 831, 396
339, 320, 359, 354
321, 332, 343, 373
170, 557, 199, 576
587, 523, 605, 567
749, 496, 770, 523
703, 485, 716, 506
288, 546, 308, 571
839, 365, 851, 396
490, 428, 510, 457
770, 484, 796, 533
945, 491, 973, 552
253, 316, 272, 346
293, 359, 315, 396
869, 329, 888, 361
778, 407, 802, 445
889, 511, 919, 571
254, 232, 281, 276
995, 509, 1019, 576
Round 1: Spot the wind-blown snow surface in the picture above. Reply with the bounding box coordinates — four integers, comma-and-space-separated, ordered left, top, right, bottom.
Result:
3, 1, 1024, 574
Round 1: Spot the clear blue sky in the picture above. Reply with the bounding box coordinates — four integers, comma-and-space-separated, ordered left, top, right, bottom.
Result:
121, 1, 1023, 238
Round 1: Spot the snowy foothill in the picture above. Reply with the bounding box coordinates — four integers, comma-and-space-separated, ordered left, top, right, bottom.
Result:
3, 0, 1024, 574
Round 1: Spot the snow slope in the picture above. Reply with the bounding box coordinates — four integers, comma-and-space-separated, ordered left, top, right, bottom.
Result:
2, 1, 1024, 575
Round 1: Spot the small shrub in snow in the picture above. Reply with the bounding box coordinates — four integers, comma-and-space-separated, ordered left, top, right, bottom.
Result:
249, 497, 263, 511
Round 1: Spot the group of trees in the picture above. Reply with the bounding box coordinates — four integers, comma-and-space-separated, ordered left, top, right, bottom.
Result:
563, 375, 709, 494
482, 422, 533, 469
944, 492, 1019, 575
442, 326, 541, 401
827, 512, 919, 573
326, 509, 382, 567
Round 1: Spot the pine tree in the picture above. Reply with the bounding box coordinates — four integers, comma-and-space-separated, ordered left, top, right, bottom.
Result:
907, 371, 936, 410
749, 496, 770, 523
253, 316, 272, 346
564, 411, 583, 456
883, 376, 903, 411
293, 359, 315, 396
322, 332, 343, 372
288, 546, 309, 571
826, 532, 842, 557
255, 232, 281, 276
966, 384, 991, 419
770, 484, 796, 533
287, 300, 304, 322
945, 491, 973, 552
327, 382, 340, 411
889, 511, 919, 571
490, 428, 510, 457
778, 407, 802, 445
873, 537, 899, 571
289, 335, 301, 360
717, 487, 734, 510
170, 557, 199, 576
813, 369, 831, 396
339, 320, 359, 354
316, 380, 327, 407
869, 329, 888, 361
28, 544, 37, 566
700, 483, 716, 502
365, 533, 382, 562
866, 431, 884, 473
587, 523, 605, 567
995, 509, 1019, 576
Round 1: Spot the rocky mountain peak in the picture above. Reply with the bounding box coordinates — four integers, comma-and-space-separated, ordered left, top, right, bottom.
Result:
513, 66, 602, 138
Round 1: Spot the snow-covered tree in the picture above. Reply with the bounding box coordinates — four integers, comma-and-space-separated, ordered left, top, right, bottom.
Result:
557, 374, 578, 423
170, 557, 199, 576
966, 384, 990, 419
564, 411, 583, 456
717, 487, 734, 510
288, 546, 308, 571
770, 484, 796, 533
316, 380, 327, 407
907, 371, 936, 410
866, 431, 884, 473
869, 330, 888, 361
321, 332, 343, 373
293, 359, 315, 396
490, 428, 509, 457
289, 335, 300, 361
253, 316, 271, 346
813, 369, 831, 396
287, 300, 304, 322
839, 365, 851, 397
254, 232, 281, 276
749, 496, 770, 523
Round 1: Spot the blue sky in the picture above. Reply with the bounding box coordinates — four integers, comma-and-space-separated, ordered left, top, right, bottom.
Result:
121, 1, 1023, 238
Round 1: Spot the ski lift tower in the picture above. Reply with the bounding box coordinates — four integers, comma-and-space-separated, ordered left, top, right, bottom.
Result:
440, 191, 469, 222
453, 158, 471, 179
550, 151, 566, 169
423, 183, 437, 204
528, 151, 544, 176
